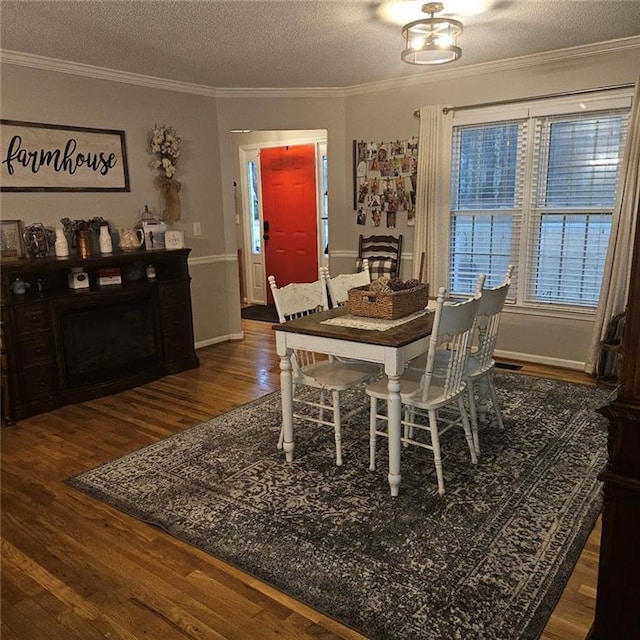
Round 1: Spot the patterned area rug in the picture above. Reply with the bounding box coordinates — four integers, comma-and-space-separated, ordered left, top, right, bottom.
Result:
67, 374, 611, 640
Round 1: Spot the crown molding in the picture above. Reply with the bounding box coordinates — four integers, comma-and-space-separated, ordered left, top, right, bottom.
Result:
214, 86, 346, 99
2, 36, 638, 99
343, 36, 640, 96
0, 50, 219, 97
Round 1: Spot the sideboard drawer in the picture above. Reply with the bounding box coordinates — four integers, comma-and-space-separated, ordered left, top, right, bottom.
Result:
21, 365, 58, 402
13, 304, 50, 334
19, 333, 56, 368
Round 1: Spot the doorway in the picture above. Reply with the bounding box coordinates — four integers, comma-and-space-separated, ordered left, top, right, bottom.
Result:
235, 130, 328, 306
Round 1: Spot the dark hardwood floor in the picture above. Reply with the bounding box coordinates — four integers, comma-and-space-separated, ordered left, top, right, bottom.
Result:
1, 319, 600, 639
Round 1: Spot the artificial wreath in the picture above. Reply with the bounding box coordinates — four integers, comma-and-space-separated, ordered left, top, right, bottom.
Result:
149, 124, 181, 178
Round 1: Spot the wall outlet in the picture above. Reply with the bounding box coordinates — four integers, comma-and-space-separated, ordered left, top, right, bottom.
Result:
193, 222, 201, 236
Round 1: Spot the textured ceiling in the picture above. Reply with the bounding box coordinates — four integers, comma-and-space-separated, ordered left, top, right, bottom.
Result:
1, 0, 640, 89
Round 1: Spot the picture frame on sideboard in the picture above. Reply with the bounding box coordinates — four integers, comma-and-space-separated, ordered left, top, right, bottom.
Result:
0, 219, 25, 262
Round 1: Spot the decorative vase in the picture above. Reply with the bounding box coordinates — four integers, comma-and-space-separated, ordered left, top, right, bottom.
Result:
54, 226, 70, 257
76, 229, 91, 259
99, 225, 113, 254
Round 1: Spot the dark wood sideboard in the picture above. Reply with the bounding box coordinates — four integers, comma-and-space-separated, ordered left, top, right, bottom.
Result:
1, 248, 199, 424
588, 202, 640, 639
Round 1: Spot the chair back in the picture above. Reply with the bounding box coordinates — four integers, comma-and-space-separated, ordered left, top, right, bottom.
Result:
357, 234, 402, 279
268, 275, 329, 323
321, 259, 371, 307
420, 287, 480, 402
473, 265, 513, 373
268, 275, 329, 373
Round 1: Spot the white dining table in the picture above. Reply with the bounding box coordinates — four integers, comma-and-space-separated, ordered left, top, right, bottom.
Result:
273, 306, 434, 496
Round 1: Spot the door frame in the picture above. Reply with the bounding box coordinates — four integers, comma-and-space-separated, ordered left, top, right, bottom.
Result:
238, 131, 328, 305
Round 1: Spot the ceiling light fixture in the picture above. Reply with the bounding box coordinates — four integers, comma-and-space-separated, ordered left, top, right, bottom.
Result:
401, 2, 462, 66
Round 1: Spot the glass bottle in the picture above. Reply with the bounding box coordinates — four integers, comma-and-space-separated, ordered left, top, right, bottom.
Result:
76, 229, 91, 258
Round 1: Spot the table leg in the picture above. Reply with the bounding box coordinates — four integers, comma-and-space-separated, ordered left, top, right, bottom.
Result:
386, 374, 402, 496
279, 353, 294, 462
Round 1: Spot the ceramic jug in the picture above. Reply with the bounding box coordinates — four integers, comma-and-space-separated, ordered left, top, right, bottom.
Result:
12, 277, 26, 295
117, 227, 144, 252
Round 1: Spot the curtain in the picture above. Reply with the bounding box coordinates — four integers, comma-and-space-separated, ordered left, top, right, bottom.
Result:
413, 106, 453, 288
585, 76, 640, 374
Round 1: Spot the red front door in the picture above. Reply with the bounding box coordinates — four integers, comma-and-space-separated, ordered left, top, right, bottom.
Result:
260, 144, 318, 302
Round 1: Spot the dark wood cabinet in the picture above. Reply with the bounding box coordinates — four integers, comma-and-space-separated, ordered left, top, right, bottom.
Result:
1, 248, 199, 424
588, 202, 640, 639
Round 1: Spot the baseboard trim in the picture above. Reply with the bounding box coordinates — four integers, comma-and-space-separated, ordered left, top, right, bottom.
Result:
495, 349, 584, 371
195, 332, 243, 349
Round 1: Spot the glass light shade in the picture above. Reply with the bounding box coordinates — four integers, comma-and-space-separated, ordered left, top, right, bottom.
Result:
401, 12, 463, 65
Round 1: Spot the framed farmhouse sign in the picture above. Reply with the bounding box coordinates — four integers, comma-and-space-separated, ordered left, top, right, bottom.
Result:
0, 120, 130, 192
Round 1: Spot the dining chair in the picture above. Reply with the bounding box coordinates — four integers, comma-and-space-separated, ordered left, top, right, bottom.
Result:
462, 265, 514, 453
356, 234, 403, 279
365, 287, 480, 495
269, 275, 380, 466
321, 258, 371, 307
408, 272, 484, 449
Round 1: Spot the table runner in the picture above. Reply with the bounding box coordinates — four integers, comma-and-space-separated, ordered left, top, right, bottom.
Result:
321, 308, 431, 331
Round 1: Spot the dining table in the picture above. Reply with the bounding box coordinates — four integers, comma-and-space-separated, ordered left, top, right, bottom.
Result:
273, 305, 435, 496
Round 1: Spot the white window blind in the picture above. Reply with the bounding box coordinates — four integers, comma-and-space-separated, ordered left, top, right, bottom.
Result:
526, 111, 628, 307
449, 120, 526, 292
449, 103, 629, 309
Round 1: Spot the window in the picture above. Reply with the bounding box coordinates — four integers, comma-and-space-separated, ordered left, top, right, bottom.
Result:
321, 150, 329, 256
247, 159, 262, 255
449, 102, 629, 310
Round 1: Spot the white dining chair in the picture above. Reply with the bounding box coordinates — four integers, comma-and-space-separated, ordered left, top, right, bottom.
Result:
406, 268, 514, 455
269, 274, 380, 466
462, 265, 514, 453
366, 287, 480, 495
321, 259, 371, 307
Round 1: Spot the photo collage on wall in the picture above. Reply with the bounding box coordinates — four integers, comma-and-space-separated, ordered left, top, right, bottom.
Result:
354, 138, 418, 228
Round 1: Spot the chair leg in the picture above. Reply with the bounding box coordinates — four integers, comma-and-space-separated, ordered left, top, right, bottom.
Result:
369, 396, 378, 471
404, 406, 417, 443
466, 383, 480, 456
403, 406, 410, 445
458, 396, 478, 465
428, 409, 445, 496
319, 388, 327, 425
278, 382, 297, 450
277, 425, 284, 450
486, 375, 505, 430
332, 390, 343, 466
477, 378, 489, 424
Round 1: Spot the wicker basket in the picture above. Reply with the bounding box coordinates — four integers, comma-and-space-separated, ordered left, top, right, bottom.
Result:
347, 283, 429, 320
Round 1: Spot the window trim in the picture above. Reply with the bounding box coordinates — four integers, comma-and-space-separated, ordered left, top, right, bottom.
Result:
445, 88, 633, 316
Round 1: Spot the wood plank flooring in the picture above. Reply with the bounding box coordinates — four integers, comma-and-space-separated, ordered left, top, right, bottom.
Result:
1, 319, 601, 639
